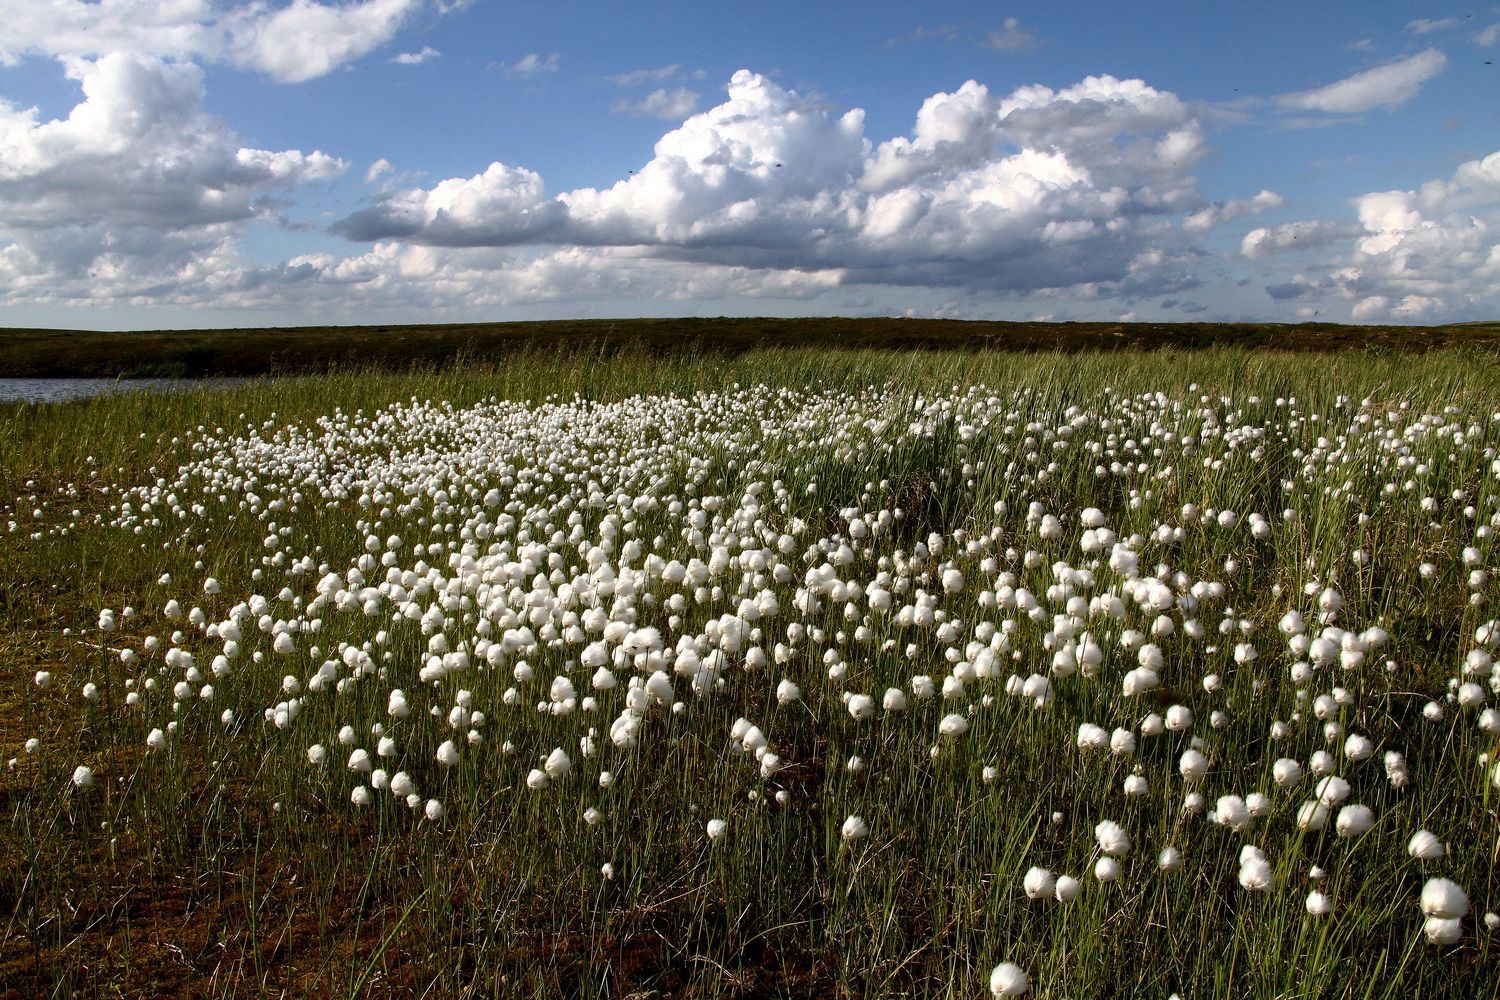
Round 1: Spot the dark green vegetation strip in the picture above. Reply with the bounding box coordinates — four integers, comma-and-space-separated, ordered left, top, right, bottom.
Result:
3, 317, 1499, 378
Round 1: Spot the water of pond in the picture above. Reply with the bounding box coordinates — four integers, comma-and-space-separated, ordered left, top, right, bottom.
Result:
0, 378, 248, 404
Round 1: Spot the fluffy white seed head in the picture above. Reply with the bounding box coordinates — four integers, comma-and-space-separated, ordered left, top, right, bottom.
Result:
1420, 878, 1470, 919
1335, 804, 1375, 837
989, 962, 1030, 997
938, 713, 969, 737
1095, 820, 1131, 856
1408, 829, 1445, 860
1425, 916, 1463, 945
1023, 866, 1055, 900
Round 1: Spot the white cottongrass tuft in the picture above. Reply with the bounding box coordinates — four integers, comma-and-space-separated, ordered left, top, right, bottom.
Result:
1315, 775, 1351, 805
1178, 749, 1208, 782
1334, 804, 1375, 837
841, 815, 869, 841
1296, 801, 1330, 831
1095, 819, 1131, 855
938, 713, 970, 737
1272, 758, 1303, 787
544, 747, 572, 780
1425, 917, 1463, 945
989, 961, 1030, 997
1238, 847, 1272, 892
1023, 866, 1054, 900
1408, 829, 1445, 860
1213, 795, 1250, 831
1420, 878, 1470, 919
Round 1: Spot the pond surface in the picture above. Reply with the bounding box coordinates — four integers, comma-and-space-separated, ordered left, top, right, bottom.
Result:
0, 378, 248, 403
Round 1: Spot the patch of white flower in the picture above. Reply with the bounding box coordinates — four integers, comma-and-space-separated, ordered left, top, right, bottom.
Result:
19, 382, 1500, 986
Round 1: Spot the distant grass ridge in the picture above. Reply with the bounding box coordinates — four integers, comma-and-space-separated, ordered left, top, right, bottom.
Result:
4, 317, 1500, 378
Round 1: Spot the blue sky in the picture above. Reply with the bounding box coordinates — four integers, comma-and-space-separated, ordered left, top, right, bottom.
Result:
1, 2, 1497, 329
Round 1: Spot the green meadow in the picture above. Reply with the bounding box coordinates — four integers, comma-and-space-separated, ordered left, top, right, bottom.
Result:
4, 343, 1500, 998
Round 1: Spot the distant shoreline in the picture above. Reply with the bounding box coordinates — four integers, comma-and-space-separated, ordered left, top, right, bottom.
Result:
3, 316, 1498, 379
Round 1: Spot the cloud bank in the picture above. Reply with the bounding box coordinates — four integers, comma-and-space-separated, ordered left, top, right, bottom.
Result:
0, 14, 1493, 325
1246, 149, 1500, 320
1, 0, 429, 82
0, 52, 344, 306
333, 70, 1241, 301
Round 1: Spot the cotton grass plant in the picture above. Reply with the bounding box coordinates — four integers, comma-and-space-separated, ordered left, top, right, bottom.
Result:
2, 345, 1499, 997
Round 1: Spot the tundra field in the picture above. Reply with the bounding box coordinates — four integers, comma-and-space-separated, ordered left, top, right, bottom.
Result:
4, 345, 1500, 998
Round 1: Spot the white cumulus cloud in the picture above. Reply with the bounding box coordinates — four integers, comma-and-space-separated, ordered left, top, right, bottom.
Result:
392, 45, 439, 65
1405, 17, 1460, 35
0, 53, 345, 229
0, 0, 217, 65
0, 52, 346, 310
981, 18, 1039, 52
1278, 49, 1447, 114
503, 52, 559, 78
336, 69, 1227, 299
1183, 190, 1284, 233
1, 0, 430, 82
607, 64, 681, 86
365, 157, 394, 183
335, 162, 565, 244
0, 238, 848, 316
225, 0, 423, 83
1240, 219, 1351, 258
613, 87, 699, 119
1249, 149, 1500, 320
